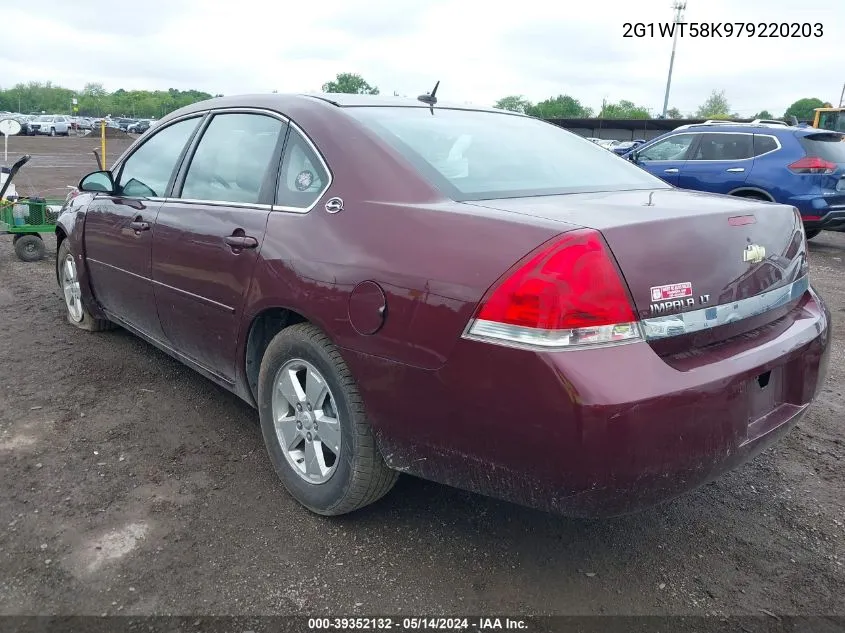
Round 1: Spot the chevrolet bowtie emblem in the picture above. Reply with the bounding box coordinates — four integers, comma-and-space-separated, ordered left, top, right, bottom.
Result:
743, 244, 766, 264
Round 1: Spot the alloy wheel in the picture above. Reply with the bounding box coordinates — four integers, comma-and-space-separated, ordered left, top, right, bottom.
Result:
62, 254, 84, 322
271, 358, 342, 484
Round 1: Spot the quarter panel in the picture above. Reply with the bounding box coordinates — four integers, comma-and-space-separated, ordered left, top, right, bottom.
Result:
244, 202, 567, 371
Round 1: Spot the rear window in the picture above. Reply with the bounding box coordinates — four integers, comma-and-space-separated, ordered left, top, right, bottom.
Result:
344, 107, 668, 200
798, 133, 845, 162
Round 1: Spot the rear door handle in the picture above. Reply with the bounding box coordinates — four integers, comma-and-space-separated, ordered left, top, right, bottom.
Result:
129, 219, 150, 231
224, 235, 259, 249
725, 167, 746, 173
663, 168, 679, 174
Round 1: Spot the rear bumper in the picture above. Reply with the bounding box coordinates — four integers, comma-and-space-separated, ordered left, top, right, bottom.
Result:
356, 287, 831, 516
802, 208, 845, 231
791, 194, 845, 231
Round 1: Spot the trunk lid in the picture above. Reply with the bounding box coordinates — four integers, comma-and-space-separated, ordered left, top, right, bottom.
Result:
466, 189, 808, 345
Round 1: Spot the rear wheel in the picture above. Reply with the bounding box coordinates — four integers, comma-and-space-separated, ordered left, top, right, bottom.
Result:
14, 234, 45, 262
257, 323, 398, 515
805, 229, 821, 240
57, 240, 113, 331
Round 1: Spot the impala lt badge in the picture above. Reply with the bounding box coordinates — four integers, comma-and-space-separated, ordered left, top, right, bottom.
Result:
743, 244, 766, 264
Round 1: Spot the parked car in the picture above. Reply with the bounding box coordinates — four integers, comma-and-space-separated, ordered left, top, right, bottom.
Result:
612, 139, 646, 156
56, 94, 830, 517
28, 115, 70, 136
625, 121, 845, 239
127, 119, 151, 134
596, 139, 620, 150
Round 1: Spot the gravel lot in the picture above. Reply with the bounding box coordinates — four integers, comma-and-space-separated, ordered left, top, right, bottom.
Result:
0, 136, 843, 617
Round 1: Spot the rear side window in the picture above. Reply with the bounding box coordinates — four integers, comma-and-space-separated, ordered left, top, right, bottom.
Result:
276, 128, 330, 209
118, 117, 201, 198
690, 133, 753, 160
181, 113, 286, 204
798, 133, 845, 162
753, 135, 779, 156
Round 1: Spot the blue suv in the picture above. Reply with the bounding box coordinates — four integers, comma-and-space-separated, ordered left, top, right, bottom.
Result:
625, 120, 845, 238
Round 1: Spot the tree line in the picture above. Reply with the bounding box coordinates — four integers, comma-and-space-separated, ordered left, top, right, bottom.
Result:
0, 75, 833, 123
0, 81, 218, 118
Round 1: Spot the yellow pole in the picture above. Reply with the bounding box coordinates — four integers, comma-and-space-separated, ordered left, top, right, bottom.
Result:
100, 120, 106, 168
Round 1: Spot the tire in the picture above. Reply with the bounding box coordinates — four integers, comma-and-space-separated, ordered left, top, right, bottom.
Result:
805, 229, 821, 240
257, 323, 398, 515
56, 240, 113, 331
14, 234, 46, 262
50, 127, 56, 137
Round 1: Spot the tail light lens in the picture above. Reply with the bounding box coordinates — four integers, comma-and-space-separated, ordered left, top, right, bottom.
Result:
464, 229, 641, 349
788, 156, 836, 175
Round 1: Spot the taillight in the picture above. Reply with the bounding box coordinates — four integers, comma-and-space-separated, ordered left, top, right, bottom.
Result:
464, 229, 642, 349
788, 156, 836, 175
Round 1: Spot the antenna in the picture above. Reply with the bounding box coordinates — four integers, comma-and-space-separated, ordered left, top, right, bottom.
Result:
417, 81, 440, 112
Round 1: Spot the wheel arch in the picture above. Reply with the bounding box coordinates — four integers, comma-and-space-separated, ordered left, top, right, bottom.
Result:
244, 306, 309, 402
727, 186, 775, 202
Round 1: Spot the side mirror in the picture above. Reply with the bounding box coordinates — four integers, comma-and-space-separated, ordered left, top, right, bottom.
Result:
79, 170, 115, 194
627, 151, 640, 163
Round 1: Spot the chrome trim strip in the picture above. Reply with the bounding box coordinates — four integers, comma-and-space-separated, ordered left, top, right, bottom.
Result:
641, 275, 809, 341
163, 198, 273, 211
87, 258, 235, 313
461, 319, 643, 352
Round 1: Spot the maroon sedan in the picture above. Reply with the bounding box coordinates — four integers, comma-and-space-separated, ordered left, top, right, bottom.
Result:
55, 94, 831, 516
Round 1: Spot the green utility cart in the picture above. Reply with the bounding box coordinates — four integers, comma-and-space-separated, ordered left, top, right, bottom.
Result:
0, 154, 64, 262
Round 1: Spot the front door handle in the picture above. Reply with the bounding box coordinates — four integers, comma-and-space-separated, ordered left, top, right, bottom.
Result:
664, 168, 679, 174
224, 235, 259, 250
129, 219, 150, 232
725, 167, 746, 173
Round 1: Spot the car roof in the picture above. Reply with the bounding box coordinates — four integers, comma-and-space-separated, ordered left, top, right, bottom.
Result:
164, 93, 522, 120
671, 122, 799, 134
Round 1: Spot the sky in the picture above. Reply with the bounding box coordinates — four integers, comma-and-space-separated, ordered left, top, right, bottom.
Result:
1, 0, 841, 117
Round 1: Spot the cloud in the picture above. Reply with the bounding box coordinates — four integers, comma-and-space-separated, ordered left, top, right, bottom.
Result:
0, 0, 840, 116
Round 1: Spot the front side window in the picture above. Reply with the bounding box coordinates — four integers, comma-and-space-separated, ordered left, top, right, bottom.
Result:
637, 134, 695, 161
276, 128, 330, 209
181, 113, 286, 204
118, 117, 200, 198
345, 107, 666, 201
690, 133, 754, 161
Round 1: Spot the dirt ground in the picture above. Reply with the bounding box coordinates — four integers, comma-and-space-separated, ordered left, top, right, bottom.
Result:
0, 135, 843, 617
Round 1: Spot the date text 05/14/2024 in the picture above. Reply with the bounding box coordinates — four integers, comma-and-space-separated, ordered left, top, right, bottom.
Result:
623, 22, 823, 38
307, 617, 528, 630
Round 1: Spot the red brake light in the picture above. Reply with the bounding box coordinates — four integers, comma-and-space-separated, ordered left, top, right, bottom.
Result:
466, 229, 641, 349
788, 156, 836, 175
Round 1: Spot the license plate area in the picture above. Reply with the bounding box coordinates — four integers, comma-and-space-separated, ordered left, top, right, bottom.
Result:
748, 367, 784, 421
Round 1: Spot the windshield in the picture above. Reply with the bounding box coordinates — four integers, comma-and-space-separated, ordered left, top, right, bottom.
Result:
36, 116, 53, 122
817, 111, 845, 133
345, 107, 668, 200
799, 133, 845, 162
